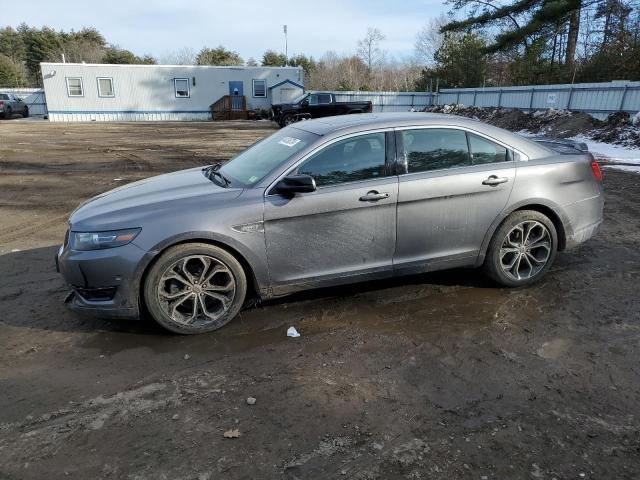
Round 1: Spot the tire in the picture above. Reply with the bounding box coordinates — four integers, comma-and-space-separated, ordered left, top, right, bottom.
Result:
281, 114, 295, 127
23, 106, 29, 118
483, 210, 558, 287
143, 242, 247, 334
5, 107, 11, 119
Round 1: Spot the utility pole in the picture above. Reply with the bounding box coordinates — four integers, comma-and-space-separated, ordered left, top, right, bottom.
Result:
283, 25, 288, 66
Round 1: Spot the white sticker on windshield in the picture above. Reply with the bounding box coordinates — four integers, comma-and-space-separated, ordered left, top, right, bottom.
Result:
278, 137, 301, 147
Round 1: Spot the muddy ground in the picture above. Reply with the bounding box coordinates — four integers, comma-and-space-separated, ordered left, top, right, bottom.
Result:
1, 120, 639, 479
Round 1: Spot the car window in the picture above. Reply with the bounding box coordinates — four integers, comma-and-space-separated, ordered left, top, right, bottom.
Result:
296, 132, 386, 187
308, 94, 318, 105
469, 133, 508, 165
317, 94, 332, 104
402, 129, 470, 173
0, 94, 8, 100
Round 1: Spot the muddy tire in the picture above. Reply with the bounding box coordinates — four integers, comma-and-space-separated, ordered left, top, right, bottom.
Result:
483, 210, 558, 287
143, 243, 247, 334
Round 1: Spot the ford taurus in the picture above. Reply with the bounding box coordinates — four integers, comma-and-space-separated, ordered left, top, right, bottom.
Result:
56, 113, 604, 334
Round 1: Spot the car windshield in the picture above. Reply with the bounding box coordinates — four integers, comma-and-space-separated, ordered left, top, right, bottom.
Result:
219, 128, 318, 187
291, 93, 308, 104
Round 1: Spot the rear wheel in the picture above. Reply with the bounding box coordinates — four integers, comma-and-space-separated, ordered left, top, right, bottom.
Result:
22, 106, 29, 118
483, 210, 558, 287
144, 243, 247, 334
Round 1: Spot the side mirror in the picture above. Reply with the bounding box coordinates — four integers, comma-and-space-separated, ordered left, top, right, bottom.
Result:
301, 99, 309, 107
275, 174, 316, 195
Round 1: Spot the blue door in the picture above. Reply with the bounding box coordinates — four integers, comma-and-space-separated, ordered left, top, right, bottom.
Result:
229, 81, 244, 110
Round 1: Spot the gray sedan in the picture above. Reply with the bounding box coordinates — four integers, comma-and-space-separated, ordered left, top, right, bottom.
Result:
57, 113, 604, 334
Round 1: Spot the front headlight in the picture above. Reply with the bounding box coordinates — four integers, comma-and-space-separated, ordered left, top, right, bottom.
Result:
70, 228, 141, 251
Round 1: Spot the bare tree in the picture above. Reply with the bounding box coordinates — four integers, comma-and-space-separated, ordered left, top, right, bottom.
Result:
357, 27, 385, 81
159, 47, 196, 65
415, 15, 448, 66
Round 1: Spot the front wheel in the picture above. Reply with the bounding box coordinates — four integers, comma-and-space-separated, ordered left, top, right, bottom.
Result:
280, 114, 296, 127
22, 106, 29, 118
483, 210, 558, 287
143, 243, 247, 334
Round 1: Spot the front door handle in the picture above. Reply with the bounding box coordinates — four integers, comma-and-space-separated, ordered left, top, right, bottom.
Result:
359, 190, 390, 202
482, 175, 509, 186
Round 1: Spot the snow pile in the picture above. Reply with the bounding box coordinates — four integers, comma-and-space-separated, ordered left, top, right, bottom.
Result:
424, 105, 640, 148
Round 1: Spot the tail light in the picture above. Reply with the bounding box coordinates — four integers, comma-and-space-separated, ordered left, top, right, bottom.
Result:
590, 160, 602, 181
0, 101, 4, 108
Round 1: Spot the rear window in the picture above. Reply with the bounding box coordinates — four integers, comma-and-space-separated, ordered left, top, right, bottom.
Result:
402, 129, 470, 173
0, 94, 9, 100
469, 133, 508, 165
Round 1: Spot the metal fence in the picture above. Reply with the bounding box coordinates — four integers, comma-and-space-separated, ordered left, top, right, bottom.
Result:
330, 81, 640, 120
438, 80, 640, 119
2, 88, 47, 116
332, 91, 435, 112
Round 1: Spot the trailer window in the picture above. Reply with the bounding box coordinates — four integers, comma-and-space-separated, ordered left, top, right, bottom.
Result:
174, 78, 190, 98
97, 77, 114, 97
66, 77, 84, 97
253, 79, 266, 97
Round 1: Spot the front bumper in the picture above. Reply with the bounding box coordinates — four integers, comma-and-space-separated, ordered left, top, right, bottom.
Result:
56, 240, 148, 320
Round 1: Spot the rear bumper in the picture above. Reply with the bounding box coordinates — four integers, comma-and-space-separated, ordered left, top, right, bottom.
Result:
566, 219, 602, 248
563, 192, 604, 249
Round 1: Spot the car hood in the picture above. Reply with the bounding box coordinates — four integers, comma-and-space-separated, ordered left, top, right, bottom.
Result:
272, 103, 297, 110
70, 167, 243, 231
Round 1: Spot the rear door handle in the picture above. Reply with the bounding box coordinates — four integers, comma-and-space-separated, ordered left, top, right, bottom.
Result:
359, 191, 390, 202
482, 175, 509, 186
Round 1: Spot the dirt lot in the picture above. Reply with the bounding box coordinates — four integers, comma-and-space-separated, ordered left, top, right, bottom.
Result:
1, 120, 639, 479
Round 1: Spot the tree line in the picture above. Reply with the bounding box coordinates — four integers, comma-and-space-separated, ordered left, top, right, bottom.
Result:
2, 1, 639, 91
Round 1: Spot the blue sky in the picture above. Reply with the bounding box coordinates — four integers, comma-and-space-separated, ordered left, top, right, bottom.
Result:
2, 0, 449, 61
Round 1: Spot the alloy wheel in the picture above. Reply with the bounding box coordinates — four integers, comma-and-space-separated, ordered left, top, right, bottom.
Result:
156, 255, 236, 326
499, 220, 552, 281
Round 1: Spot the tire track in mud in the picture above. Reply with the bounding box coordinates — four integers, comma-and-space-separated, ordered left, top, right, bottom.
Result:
0, 214, 69, 245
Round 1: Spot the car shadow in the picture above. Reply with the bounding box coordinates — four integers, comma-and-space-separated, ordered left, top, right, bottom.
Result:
0, 245, 497, 337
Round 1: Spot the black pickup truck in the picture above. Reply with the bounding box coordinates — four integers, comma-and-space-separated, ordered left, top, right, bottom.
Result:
271, 92, 373, 127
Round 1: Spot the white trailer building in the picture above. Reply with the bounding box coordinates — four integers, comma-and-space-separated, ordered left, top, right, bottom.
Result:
40, 62, 304, 122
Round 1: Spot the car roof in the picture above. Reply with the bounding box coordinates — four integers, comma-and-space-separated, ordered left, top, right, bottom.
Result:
290, 112, 552, 159
291, 112, 481, 135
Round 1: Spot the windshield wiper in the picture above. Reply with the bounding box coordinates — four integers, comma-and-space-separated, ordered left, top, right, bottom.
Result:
203, 163, 231, 187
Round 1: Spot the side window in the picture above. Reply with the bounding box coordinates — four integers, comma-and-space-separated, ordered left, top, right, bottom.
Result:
317, 94, 332, 104
252, 79, 266, 97
469, 133, 508, 165
0, 94, 8, 100
402, 129, 470, 173
174, 78, 190, 98
308, 94, 318, 105
66, 77, 84, 97
297, 133, 387, 187
97, 77, 114, 97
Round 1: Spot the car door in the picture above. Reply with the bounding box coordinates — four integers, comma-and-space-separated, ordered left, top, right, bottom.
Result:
307, 93, 334, 118
393, 127, 516, 273
264, 131, 398, 291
